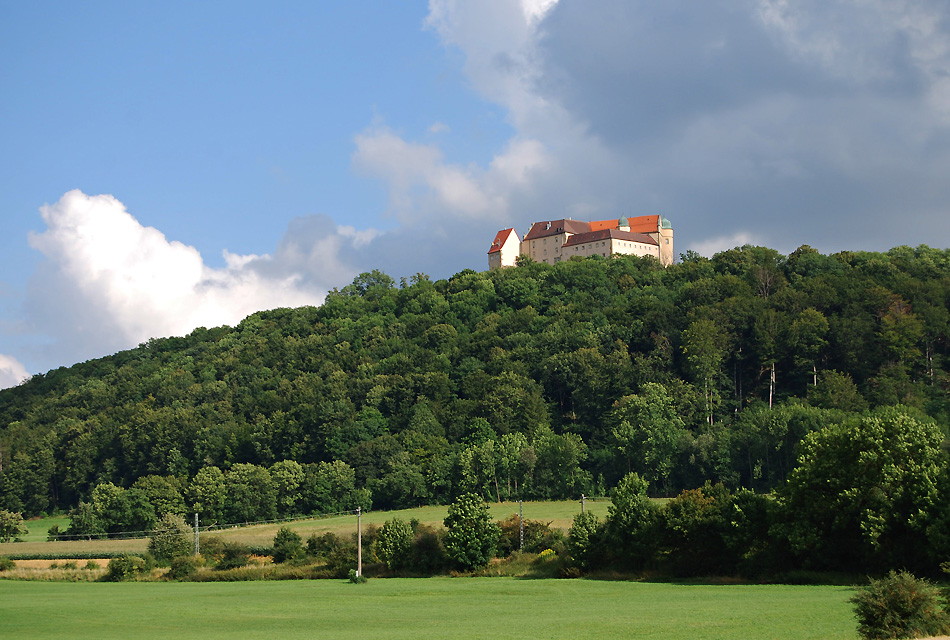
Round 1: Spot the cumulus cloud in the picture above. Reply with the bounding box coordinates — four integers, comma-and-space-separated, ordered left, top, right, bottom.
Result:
0, 354, 29, 389
367, 0, 950, 259
353, 125, 550, 225
690, 232, 767, 258
23, 190, 375, 367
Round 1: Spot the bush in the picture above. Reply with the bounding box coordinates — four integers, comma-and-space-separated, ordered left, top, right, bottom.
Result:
325, 542, 358, 578
167, 555, 200, 580
376, 518, 414, 571
496, 514, 557, 556
568, 511, 605, 570
84, 560, 99, 570
348, 568, 368, 584
215, 542, 250, 571
272, 527, 304, 564
307, 532, 343, 558
0, 556, 15, 571
105, 554, 147, 581
410, 525, 448, 574
0, 509, 27, 543
850, 571, 950, 640
46, 525, 62, 541
443, 493, 500, 571
148, 513, 193, 563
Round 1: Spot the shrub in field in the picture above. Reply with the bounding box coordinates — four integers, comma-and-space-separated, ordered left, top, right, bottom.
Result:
850, 571, 950, 640
148, 513, 193, 563
658, 483, 736, 577
0, 509, 27, 542
0, 556, 15, 571
376, 518, 414, 571
272, 527, 304, 564
215, 542, 251, 571
605, 472, 659, 568
307, 532, 343, 559
443, 493, 500, 571
410, 524, 448, 574
568, 511, 605, 570
84, 560, 99, 570
105, 554, 147, 581
46, 525, 63, 541
325, 542, 358, 578
496, 514, 557, 556
348, 568, 368, 584
167, 555, 200, 580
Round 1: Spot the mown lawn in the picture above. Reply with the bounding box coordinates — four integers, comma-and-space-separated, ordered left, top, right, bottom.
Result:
0, 577, 856, 639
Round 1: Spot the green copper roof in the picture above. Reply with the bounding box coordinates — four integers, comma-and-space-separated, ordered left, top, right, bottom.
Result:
618, 215, 628, 226
660, 216, 672, 229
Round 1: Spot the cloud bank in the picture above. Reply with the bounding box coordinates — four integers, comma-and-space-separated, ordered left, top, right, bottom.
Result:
0, 354, 28, 389
356, 0, 950, 258
22, 190, 374, 370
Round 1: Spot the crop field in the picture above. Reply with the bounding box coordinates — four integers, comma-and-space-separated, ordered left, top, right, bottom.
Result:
2, 500, 609, 557
0, 577, 856, 639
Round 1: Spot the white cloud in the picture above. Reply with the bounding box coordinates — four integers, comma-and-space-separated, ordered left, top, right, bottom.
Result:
24, 190, 375, 366
689, 232, 765, 258
0, 354, 29, 389
352, 125, 550, 224
408, 0, 950, 257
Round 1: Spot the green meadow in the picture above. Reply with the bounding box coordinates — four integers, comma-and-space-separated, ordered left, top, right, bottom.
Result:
0, 578, 856, 639
3, 500, 609, 557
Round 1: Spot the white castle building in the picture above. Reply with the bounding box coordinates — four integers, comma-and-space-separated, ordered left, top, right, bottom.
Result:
488, 215, 674, 269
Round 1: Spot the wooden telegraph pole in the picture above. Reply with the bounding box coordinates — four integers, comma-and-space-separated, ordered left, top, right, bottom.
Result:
356, 506, 362, 577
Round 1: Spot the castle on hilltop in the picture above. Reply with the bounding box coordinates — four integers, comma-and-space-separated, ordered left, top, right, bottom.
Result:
488, 215, 674, 269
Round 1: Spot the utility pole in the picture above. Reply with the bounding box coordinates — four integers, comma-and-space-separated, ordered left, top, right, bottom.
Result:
581, 494, 585, 514
519, 500, 524, 552
356, 507, 362, 578
193, 513, 199, 556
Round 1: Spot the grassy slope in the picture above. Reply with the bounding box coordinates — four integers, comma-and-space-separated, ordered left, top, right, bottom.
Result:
2, 500, 610, 556
0, 578, 856, 640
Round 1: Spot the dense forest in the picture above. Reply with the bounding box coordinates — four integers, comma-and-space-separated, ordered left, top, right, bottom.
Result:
1, 244, 949, 537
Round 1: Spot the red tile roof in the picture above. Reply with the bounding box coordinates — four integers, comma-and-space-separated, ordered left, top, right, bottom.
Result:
562, 228, 658, 247
625, 215, 660, 234
523, 219, 592, 240
488, 228, 517, 254
590, 219, 619, 231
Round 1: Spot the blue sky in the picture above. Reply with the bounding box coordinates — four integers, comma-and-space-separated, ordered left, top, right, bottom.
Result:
3, 0, 950, 387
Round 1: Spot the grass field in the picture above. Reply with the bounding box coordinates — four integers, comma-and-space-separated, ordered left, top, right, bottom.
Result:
1, 500, 608, 557
0, 577, 856, 639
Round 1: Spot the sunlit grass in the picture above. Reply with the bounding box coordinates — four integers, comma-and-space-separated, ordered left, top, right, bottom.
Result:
2, 500, 607, 556
0, 578, 857, 639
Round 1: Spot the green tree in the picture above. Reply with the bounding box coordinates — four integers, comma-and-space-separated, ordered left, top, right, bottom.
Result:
0, 509, 27, 542
605, 472, 659, 567
132, 475, 185, 519
269, 460, 304, 517
188, 466, 227, 524
272, 526, 304, 563
807, 370, 867, 412
778, 406, 946, 572
147, 513, 193, 562
375, 517, 414, 571
223, 464, 276, 524
568, 510, 604, 570
609, 382, 685, 492
443, 493, 500, 571
681, 318, 727, 425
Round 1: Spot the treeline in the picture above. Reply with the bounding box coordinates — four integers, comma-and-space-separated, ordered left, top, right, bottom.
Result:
1, 244, 949, 521
572, 407, 950, 577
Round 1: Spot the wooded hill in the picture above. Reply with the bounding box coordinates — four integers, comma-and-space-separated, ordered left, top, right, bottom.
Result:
1, 244, 949, 521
